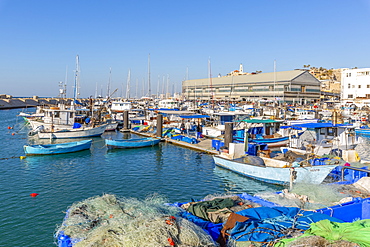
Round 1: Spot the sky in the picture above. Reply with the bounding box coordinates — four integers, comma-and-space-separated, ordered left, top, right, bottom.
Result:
1, 0, 370, 98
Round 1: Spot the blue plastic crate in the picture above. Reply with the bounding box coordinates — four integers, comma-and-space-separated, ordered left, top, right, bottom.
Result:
315, 197, 370, 222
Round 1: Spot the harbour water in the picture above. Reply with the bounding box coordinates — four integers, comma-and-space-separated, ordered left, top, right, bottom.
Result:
0, 108, 282, 247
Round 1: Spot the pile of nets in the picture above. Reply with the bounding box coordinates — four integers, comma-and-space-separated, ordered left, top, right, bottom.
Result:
55, 194, 218, 246
255, 183, 356, 210
181, 194, 262, 223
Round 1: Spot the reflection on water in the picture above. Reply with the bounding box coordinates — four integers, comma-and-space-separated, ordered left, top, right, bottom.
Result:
2, 108, 370, 247
213, 166, 283, 195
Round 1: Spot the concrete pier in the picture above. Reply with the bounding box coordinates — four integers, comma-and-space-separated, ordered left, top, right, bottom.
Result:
130, 129, 219, 155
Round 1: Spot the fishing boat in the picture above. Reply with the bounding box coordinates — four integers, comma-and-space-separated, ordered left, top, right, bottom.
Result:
37, 124, 107, 139
24, 139, 92, 155
213, 143, 338, 185
284, 122, 361, 162
105, 137, 161, 149
234, 119, 304, 148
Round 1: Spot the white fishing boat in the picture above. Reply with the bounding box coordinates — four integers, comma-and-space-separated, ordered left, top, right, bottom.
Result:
285, 122, 361, 162
37, 124, 107, 139
213, 143, 338, 185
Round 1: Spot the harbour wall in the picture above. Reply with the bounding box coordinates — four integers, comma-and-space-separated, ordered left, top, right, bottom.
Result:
0, 97, 88, 110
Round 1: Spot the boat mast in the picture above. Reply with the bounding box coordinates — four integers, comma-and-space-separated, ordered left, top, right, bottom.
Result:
208, 57, 214, 109
107, 67, 111, 98
126, 69, 131, 99
72, 55, 80, 109
274, 60, 276, 106
148, 53, 151, 97
157, 75, 160, 99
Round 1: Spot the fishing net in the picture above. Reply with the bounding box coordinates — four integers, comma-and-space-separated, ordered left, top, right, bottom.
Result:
56, 194, 218, 246
255, 183, 350, 210
281, 235, 358, 247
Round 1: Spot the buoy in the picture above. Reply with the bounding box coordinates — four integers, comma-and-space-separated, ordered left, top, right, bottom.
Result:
167, 238, 175, 246
7, 126, 12, 129
30, 193, 39, 197
11, 133, 15, 136
20, 156, 26, 160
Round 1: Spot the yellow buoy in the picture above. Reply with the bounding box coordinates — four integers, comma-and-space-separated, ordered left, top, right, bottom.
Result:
20, 156, 26, 160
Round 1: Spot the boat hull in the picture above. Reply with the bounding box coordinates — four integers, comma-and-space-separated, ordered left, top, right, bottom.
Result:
24, 139, 92, 155
213, 155, 337, 185
105, 137, 161, 149
37, 125, 107, 139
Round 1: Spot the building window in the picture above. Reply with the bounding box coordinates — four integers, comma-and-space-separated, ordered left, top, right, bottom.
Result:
284, 85, 289, 91
301, 86, 306, 93
367, 85, 370, 88
269, 86, 274, 91
348, 94, 353, 98
348, 84, 351, 89
359, 85, 361, 88
352, 85, 355, 88
346, 73, 352, 77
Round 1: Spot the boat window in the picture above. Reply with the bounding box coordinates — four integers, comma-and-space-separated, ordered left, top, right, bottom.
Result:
54, 112, 60, 117
327, 128, 337, 136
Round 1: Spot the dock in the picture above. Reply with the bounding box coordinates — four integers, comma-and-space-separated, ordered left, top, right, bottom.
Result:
130, 130, 219, 155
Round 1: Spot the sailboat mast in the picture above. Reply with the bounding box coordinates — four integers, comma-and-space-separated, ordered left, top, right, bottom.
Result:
107, 67, 111, 98
73, 55, 79, 102
157, 75, 160, 98
274, 60, 276, 106
126, 69, 131, 99
148, 53, 151, 97
208, 58, 214, 109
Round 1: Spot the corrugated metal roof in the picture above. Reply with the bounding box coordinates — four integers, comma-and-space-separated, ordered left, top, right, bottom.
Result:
183, 70, 319, 87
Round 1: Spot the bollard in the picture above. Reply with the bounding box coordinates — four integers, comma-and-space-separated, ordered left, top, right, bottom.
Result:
122, 110, 130, 132
224, 122, 234, 148
157, 114, 163, 137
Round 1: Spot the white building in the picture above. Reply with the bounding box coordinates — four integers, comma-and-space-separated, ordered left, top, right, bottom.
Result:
341, 68, 370, 100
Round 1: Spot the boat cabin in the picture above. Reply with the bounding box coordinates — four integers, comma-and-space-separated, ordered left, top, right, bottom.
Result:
158, 99, 179, 109
287, 122, 360, 160
110, 100, 132, 112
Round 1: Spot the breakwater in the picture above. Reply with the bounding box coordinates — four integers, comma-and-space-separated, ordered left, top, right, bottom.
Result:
0, 97, 89, 110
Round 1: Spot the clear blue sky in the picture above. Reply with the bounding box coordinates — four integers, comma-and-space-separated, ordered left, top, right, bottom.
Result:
1, 0, 370, 98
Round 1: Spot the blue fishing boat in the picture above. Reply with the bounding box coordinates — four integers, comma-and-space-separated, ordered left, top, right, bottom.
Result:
234, 119, 304, 148
105, 137, 161, 149
23, 139, 92, 155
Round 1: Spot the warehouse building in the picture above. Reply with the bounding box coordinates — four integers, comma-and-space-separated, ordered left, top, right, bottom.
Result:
182, 69, 321, 104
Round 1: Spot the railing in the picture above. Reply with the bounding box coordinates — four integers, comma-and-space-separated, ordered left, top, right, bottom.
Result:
341, 166, 370, 182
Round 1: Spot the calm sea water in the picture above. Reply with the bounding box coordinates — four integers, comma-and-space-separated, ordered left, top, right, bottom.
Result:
0, 108, 282, 247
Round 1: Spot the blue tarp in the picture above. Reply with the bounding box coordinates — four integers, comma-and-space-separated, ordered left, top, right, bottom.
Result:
280, 125, 303, 130
179, 115, 210, 119
74, 100, 83, 105
72, 123, 82, 129
290, 122, 351, 129
230, 207, 343, 243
